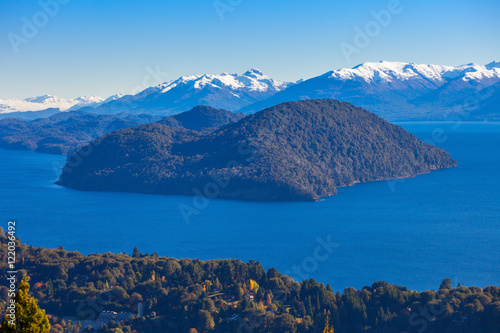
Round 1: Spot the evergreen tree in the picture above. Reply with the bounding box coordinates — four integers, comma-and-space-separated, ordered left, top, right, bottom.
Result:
439, 278, 453, 291
197, 310, 215, 331
306, 296, 313, 316
132, 246, 139, 258
0, 275, 50, 333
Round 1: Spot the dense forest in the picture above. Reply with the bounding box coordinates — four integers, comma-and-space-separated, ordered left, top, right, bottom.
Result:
58, 99, 457, 201
0, 234, 498, 332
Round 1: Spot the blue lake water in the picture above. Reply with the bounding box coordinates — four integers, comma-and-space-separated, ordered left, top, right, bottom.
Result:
1, 122, 499, 292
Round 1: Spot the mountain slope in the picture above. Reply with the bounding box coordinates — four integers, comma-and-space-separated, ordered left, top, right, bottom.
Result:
85, 69, 294, 116
240, 61, 500, 120
459, 81, 500, 120
0, 111, 161, 154
57, 99, 456, 201
0, 108, 62, 121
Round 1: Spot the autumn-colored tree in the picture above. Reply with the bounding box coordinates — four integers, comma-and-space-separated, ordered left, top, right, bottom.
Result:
249, 279, 259, 294
0, 275, 50, 333
323, 315, 334, 333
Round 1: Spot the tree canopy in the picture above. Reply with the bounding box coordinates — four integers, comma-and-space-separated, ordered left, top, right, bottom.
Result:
0, 235, 498, 332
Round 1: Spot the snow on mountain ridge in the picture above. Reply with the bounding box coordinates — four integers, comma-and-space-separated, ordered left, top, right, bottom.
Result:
0, 94, 106, 114
330, 61, 500, 86
103, 93, 125, 103
4, 62, 497, 117
23, 94, 66, 103
462, 66, 500, 81
158, 69, 290, 95
74, 95, 104, 103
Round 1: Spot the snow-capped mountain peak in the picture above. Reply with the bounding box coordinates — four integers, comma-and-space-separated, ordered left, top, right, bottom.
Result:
243, 68, 265, 78
83, 69, 296, 116
103, 93, 125, 103
74, 95, 104, 103
331, 61, 448, 84
157, 70, 292, 95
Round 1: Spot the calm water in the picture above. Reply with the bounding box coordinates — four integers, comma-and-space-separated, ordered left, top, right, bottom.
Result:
1, 122, 499, 291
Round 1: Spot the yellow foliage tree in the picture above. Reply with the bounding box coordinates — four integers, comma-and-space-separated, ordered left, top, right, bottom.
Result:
249, 279, 259, 294
323, 315, 334, 333
0, 275, 50, 333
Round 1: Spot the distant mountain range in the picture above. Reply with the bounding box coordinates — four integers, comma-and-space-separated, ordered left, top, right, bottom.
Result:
240, 61, 500, 120
57, 99, 456, 201
0, 94, 124, 115
80, 69, 295, 116
2, 61, 499, 121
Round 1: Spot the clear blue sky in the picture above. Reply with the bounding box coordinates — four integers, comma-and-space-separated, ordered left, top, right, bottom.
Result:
1, 0, 499, 99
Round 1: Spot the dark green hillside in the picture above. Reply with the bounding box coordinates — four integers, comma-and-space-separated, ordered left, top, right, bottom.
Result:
158, 105, 245, 131
57, 99, 456, 201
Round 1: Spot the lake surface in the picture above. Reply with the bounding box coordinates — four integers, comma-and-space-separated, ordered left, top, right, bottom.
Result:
1, 122, 499, 292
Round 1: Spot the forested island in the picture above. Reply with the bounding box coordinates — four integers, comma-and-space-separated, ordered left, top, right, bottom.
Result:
57, 99, 456, 201
0, 234, 499, 332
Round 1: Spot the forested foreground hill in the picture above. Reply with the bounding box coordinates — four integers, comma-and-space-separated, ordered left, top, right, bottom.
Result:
58, 99, 457, 201
0, 236, 499, 333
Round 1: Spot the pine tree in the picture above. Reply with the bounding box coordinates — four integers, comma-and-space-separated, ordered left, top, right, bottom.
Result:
46, 280, 54, 298
132, 246, 139, 258
0, 275, 50, 333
